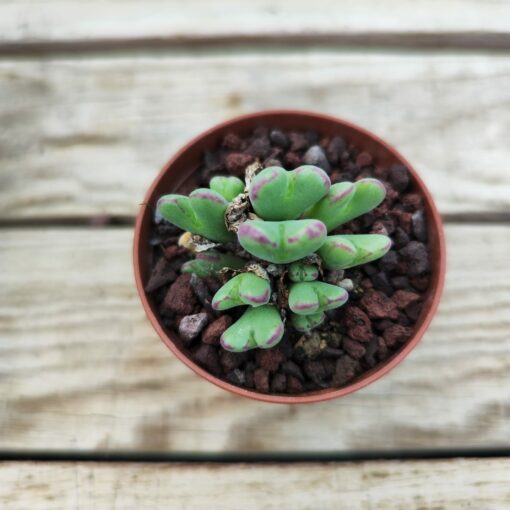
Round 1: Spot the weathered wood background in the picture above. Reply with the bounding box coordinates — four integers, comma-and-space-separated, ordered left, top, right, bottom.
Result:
1, 1, 510, 507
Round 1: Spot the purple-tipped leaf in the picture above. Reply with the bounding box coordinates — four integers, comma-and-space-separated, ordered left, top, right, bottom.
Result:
304, 179, 385, 231
210, 176, 245, 201
157, 188, 234, 242
212, 272, 271, 310
220, 305, 284, 352
181, 250, 245, 277
288, 281, 348, 315
249, 165, 330, 220
237, 219, 327, 264
319, 234, 392, 270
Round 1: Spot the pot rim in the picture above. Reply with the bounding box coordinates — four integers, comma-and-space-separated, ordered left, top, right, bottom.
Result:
133, 109, 446, 404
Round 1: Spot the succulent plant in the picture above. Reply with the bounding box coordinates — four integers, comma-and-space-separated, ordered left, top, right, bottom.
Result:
156, 164, 391, 352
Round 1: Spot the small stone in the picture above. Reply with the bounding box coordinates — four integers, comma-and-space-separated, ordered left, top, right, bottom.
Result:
246, 137, 271, 159
393, 210, 413, 233
402, 193, 423, 211
270, 373, 287, 393
225, 152, 255, 176
389, 164, 409, 191
344, 306, 372, 343
255, 348, 284, 373
221, 132, 242, 150
393, 227, 410, 249
264, 158, 282, 167
178, 313, 209, 342
364, 336, 379, 367
332, 356, 360, 386
286, 375, 304, 393
327, 332, 343, 349
220, 350, 249, 372
281, 360, 305, 382
360, 277, 373, 290
361, 290, 399, 320
374, 319, 394, 332
338, 278, 354, 291
304, 130, 320, 145
378, 251, 399, 272
190, 274, 212, 308
412, 210, 428, 242
193, 344, 221, 376
226, 368, 246, 386
409, 274, 430, 292
295, 332, 327, 359
288, 131, 309, 151
343, 338, 366, 360
303, 359, 326, 382
204, 151, 222, 172
145, 256, 177, 293
202, 315, 233, 344
383, 324, 412, 347
373, 272, 394, 296
391, 276, 409, 289
392, 290, 420, 309
355, 151, 373, 168
303, 145, 331, 172
399, 241, 430, 276
269, 129, 290, 148
405, 302, 423, 321
326, 136, 346, 164
162, 244, 187, 261
254, 368, 270, 393
377, 337, 389, 360
162, 274, 197, 315
362, 264, 377, 276
204, 277, 221, 294
284, 151, 302, 169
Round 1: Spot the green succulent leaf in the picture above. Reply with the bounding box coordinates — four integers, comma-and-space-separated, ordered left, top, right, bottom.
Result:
304, 178, 386, 231
288, 262, 319, 282
318, 234, 392, 270
249, 165, 330, 220
212, 272, 271, 310
157, 188, 234, 242
181, 250, 246, 277
220, 305, 284, 352
210, 176, 245, 201
288, 281, 348, 315
290, 311, 325, 332
237, 219, 327, 264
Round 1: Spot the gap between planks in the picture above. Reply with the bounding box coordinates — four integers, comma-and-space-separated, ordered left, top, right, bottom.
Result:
1, 33, 510, 57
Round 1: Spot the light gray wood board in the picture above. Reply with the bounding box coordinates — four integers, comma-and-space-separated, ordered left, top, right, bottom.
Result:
1, 459, 510, 510
1, 0, 510, 43
1, 53, 510, 219
0, 225, 509, 452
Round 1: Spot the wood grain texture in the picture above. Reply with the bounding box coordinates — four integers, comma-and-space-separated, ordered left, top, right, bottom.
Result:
1, 225, 509, 452
1, 459, 510, 509
1, 53, 510, 220
1, 0, 510, 43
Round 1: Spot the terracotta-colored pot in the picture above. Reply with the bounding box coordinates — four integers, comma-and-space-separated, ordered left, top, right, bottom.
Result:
133, 110, 446, 404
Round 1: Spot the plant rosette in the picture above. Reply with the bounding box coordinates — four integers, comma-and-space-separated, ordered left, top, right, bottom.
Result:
134, 111, 445, 403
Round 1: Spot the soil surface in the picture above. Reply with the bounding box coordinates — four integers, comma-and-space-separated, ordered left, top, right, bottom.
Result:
145, 126, 431, 395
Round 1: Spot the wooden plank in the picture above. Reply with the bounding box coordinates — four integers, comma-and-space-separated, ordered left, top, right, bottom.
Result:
1, 0, 509, 44
1, 459, 510, 509
0, 224, 509, 452
1, 53, 510, 220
